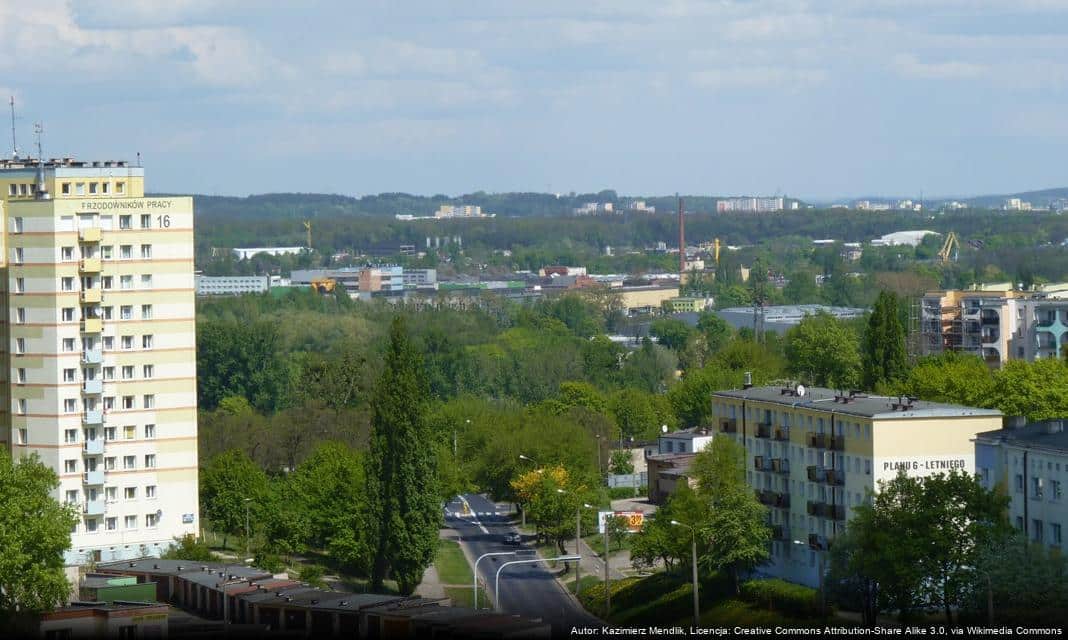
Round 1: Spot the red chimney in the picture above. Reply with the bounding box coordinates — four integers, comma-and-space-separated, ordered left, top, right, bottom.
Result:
678, 196, 685, 278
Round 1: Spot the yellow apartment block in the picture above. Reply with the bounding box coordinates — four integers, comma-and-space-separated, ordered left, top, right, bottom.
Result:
711, 385, 1001, 588
0, 157, 198, 565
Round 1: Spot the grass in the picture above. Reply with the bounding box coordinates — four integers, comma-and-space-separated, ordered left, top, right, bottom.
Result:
435, 539, 474, 585
568, 575, 603, 595
444, 585, 489, 608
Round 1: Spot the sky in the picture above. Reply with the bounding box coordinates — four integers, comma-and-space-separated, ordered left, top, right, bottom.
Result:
1, 0, 1066, 199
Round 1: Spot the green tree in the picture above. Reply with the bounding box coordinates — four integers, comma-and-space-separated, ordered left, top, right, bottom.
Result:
783, 269, 820, 304
365, 317, 441, 594
162, 534, 219, 562
690, 437, 770, 593
630, 482, 705, 572
199, 449, 271, 550
966, 534, 1068, 624
862, 291, 908, 390
0, 454, 78, 621
197, 319, 291, 412
609, 388, 677, 441
695, 311, 732, 354
609, 450, 635, 475
989, 358, 1068, 421
898, 352, 995, 407
784, 311, 862, 388
649, 318, 695, 352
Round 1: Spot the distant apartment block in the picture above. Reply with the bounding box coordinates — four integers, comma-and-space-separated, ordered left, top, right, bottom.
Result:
975, 417, 1067, 551
716, 197, 784, 213
572, 202, 614, 215
1004, 198, 1033, 211
232, 246, 304, 260
854, 200, 891, 211
195, 275, 270, 296
920, 283, 1068, 364
624, 200, 656, 213
435, 204, 489, 219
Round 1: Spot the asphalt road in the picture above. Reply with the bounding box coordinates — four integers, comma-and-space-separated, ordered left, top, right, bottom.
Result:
445, 493, 604, 634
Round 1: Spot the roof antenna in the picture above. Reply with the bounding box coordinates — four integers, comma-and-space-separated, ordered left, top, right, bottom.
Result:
34, 122, 50, 200
9, 96, 18, 160
137, 151, 141, 168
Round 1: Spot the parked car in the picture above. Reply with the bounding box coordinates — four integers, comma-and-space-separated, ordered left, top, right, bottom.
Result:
503, 532, 522, 545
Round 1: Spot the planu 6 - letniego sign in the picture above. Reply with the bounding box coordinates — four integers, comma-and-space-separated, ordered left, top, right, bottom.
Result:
598, 510, 645, 534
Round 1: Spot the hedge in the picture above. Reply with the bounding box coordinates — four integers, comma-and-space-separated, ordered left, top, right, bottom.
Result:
740, 579, 822, 619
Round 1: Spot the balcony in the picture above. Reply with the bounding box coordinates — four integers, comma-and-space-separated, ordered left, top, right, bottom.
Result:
719, 418, 737, 434
807, 501, 846, 520
82, 378, 103, 395
83, 499, 105, 516
809, 433, 827, 449
83, 470, 104, 485
80, 318, 102, 333
79, 227, 102, 242
80, 288, 102, 304
773, 428, 790, 442
771, 525, 790, 541
755, 423, 772, 439
756, 490, 790, 509
770, 458, 789, 474
754, 456, 767, 471
808, 533, 831, 551
807, 466, 826, 482
828, 435, 845, 451
82, 348, 102, 364
828, 469, 845, 486
83, 409, 103, 425
79, 258, 102, 273
83, 437, 104, 455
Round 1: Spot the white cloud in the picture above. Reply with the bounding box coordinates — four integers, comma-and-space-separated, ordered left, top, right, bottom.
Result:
891, 53, 987, 79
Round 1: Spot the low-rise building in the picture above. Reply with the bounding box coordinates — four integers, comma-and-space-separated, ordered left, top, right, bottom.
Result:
195, 274, 270, 296
232, 246, 305, 260
665, 296, 714, 313
33, 602, 169, 639
975, 417, 1067, 550
712, 385, 1002, 588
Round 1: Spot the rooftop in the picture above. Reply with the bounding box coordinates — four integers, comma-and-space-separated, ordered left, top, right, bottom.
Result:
662, 426, 714, 440
976, 419, 1068, 453
0, 157, 132, 169
713, 385, 1001, 420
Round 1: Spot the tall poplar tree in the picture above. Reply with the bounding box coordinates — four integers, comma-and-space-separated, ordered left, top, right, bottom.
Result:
862, 290, 908, 390
365, 317, 440, 594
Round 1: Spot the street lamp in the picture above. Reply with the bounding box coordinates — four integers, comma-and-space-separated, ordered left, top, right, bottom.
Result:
243, 498, 253, 560
793, 539, 825, 618
474, 551, 515, 609
518, 454, 539, 527
671, 520, 699, 628
595, 434, 602, 476
582, 503, 610, 615
494, 555, 580, 612
556, 489, 583, 597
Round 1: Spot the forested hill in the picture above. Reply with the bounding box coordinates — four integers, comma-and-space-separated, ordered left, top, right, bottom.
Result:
965, 187, 1068, 209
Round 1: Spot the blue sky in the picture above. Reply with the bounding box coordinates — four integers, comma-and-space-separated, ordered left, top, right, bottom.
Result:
2, 1, 1066, 199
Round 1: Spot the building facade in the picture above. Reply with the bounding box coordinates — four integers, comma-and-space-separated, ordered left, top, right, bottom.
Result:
712, 386, 1001, 588
975, 417, 1067, 550
716, 197, 784, 213
195, 275, 269, 296
0, 158, 198, 565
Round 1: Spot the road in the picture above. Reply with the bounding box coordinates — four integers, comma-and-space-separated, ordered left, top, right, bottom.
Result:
445, 493, 604, 634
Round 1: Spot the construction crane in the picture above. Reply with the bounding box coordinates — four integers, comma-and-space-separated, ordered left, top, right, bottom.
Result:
714, 237, 722, 265
303, 220, 312, 250
937, 231, 960, 264
309, 278, 336, 294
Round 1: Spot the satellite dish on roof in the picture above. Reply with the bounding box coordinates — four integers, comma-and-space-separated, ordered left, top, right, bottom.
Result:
796, 384, 806, 398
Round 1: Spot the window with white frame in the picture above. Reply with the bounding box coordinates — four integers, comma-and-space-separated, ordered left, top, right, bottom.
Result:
104, 457, 115, 471
15, 338, 25, 354
142, 334, 153, 349
144, 454, 156, 468
14, 277, 24, 293
62, 307, 75, 321
143, 394, 155, 409
105, 517, 116, 531
140, 274, 152, 288
141, 244, 152, 259
103, 336, 114, 350
61, 277, 74, 291
63, 338, 75, 352
122, 395, 134, 409
61, 246, 75, 261
65, 490, 79, 504
123, 456, 136, 470
63, 399, 78, 413
121, 335, 133, 349
120, 305, 132, 320
120, 275, 133, 289
104, 427, 116, 441
144, 424, 156, 439
146, 513, 159, 528
103, 366, 115, 381
105, 486, 117, 501
120, 245, 132, 259
125, 515, 137, 529
12, 217, 23, 233
122, 366, 134, 380
103, 396, 115, 410
64, 429, 77, 443
145, 485, 156, 499
101, 246, 113, 260
141, 304, 153, 319
15, 308, 24, 323
64, 459, 77, 473
103, 306, 113, 320
140, 214, 151, 229
13, 247, 22, 263
119, 215, 131, 229
17, 428, 27, 444
123, 425, 135, 440
102, 275, 113, 289
16, 368, 26, 383
142, 364, 154, 379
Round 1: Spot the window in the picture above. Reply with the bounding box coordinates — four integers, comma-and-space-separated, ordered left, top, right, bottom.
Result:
103, 366, 115, 381
140, 274, 152, 288
64, 429, 77, 443
1034, 477, 1045, 499
145, 513, 159, 528
65, 490, 79, 504
143, 394, 155, 409
119, 215, 131, 229
116, 182, 125, 194
1053, 523, 1063, 546
1015, 474, 1024, 493
120, 245, 132, 259
61, 277, 74, 291
103, 306, 114, 320
103, 336, 114, 350
145, 485, 156, 499
104, 427, 116, 441
141, 244, 152, 259
16, 368, 26, 383
124, 425, 135, 440
125, 515, 137, 529
103, 396, 114, 410
64, 459, 77, 473
144, 424, 155, 439
122, 395, 134, 409
12, 247, 22, 263
89, 182, 98, 194
60, 182, 72, 195
102, 275, 113, 289
125, 486, 137, 499
120, 275, 133, 289
1033, 519, 1044, 543
144, 454, 156, 468
143, 364, 154, 379
104, 457, 115, 471
14, 277, 24, 293
63, 338, 75, 352
15, 307, 25, 323
18, 183, 26, 196
63, 368, 76, 382
142, 335, 153, 349
105, 486, 117, 501
63, 399, 78, 413
86, 519, 98, 533
121, 335, 133, 350
102, 245, 113, 260
15, 338, 25, 354
1052, 480, 1063, 501
123, 456, 136, 470
101, 182, 110, 194
120, 305, 132, 320
61, 246, 75, 261
141, 304, 153, 319
105, 517, 116, 531
17, 428, 27, 444
62, 307, 75, 321
122, 365, 134, 380
12, 217, 23, 233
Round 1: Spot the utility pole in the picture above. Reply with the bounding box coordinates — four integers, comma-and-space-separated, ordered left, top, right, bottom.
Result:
243, 498, 252, 560
604, 519, 611, 619
575, 506, 582, 597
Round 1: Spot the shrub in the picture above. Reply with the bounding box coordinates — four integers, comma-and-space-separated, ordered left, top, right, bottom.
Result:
253, 551, 285, 574
297, 564, 327, 588
740, 579, 820, 619
608, 486, 639, 500
161, 534, 218, 561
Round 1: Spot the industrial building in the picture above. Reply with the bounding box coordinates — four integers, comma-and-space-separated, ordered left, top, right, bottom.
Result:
195, 274, 271, 296
0, 157, 199, 567
712, 385, 1001, 588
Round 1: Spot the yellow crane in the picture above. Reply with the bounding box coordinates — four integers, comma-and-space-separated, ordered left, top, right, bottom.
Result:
714, 237, 722, 265
937, 231, 960, 264
309, 278, 336, 294
303, 220, 312, 250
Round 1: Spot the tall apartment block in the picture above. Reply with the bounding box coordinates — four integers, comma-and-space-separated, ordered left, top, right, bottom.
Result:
0, 157, 198, 565
712, 385, 1001, 588
920, 283, 1068, 365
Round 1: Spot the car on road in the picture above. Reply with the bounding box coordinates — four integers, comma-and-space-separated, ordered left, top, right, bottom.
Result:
502, 532, 522, 545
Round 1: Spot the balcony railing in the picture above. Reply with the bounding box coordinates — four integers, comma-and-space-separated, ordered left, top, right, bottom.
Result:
756, 490, 790, 509
83, 379, 103, 395
719, 418, 737, 434
808, 533, 831, 550
80, 318, 103, 333
828, 435, 845, 451
755, 423, 772, 439
82, 348, 102, 364
79, 227, 102, 242
807, 466, 826, 482
83, 470, 105, 485
83, 499, 105, 516
809, 433, 827, 449
773, 428, 790, 442
79, 258, 102, 273
83, 437, 104, 455
80, 288, 102, 304
83, 409, 103, 425
807, 501, 846, 520
754, 456, 767, 471
770, 458, 789, 474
